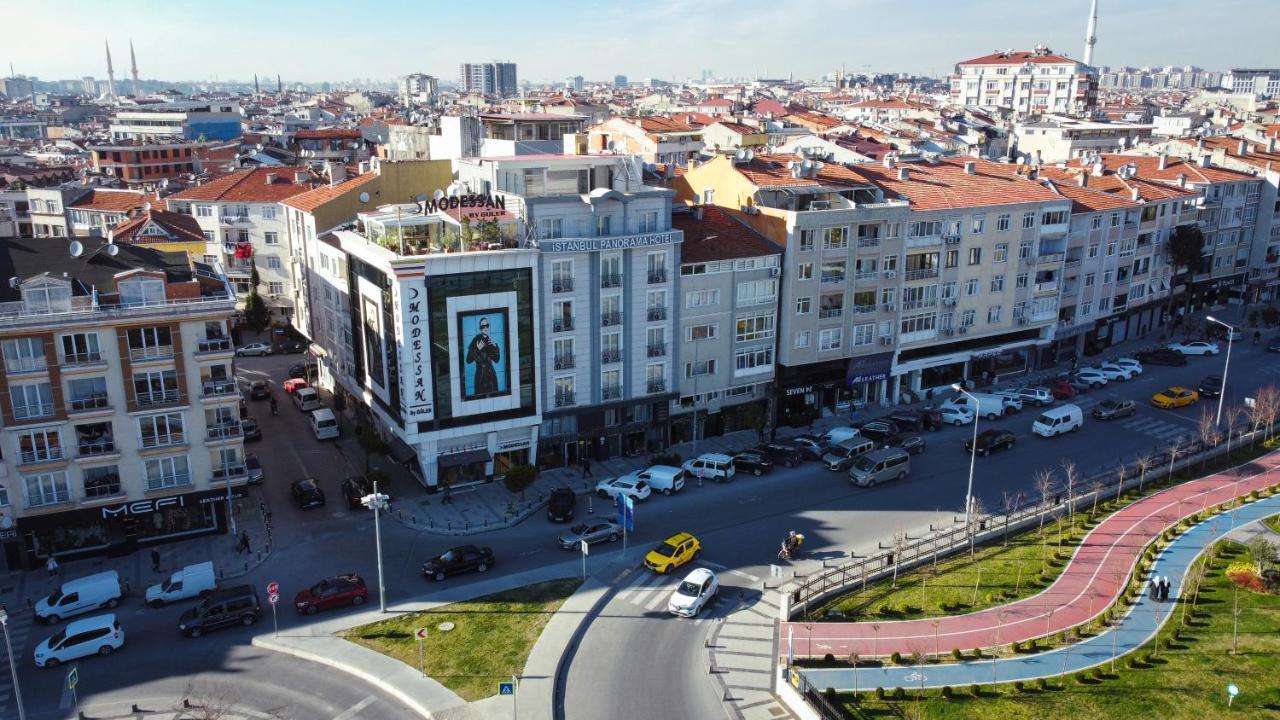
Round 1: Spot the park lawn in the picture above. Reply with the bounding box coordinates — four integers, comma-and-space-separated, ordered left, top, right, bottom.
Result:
832, 541, 1280, 719
342, 578, 582, 701
1262, 513, 1280, 535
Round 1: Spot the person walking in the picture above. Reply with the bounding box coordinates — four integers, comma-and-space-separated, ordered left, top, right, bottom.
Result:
1149, 578, 1160, 601
238, 531, 251, 555
151, 548, 161, 573
1161, 576, 1171, 601
581, 457, 593, 478
46, 555, 58, 577
441, 484, 453, 505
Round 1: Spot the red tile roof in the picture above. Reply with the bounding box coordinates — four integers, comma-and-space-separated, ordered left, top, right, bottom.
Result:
672, 206, 780, 263
282, 172, 378, 213
111, 208, 205, 245
293, 128, 362, 140
168, 167, 318, 203
1039, 177, 1140, 212
854, 158, 1063, 211
1037, 165, 1199, 203
709, 121, 762, 135
634, 117, 699, 134
1096, 153, 1257, 185
1174, 136, 1280, 170
69, 189, 149, 213
957, 50, 1080, 66
731, 153, 873, 189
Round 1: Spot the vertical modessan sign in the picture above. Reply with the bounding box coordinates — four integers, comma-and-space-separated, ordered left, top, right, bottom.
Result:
401, 282, 433, 420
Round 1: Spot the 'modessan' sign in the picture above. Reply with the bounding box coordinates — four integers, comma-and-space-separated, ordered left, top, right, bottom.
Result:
427, 194, 507, 213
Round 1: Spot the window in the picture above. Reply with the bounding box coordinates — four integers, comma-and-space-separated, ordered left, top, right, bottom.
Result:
964, 278, 979, 296
596, 214, 612, 236
795, 297, 811, 314
880, 288, 896, 305
133, 369, 179, 406
3, 337, 46, 372
797, 262, 813, 280
638, 210, 659, 233
818, 328, 842, 351
794, 331, 811, 349
202, 230, 215, 243
118, 277, 166, 306
736, 314, 775, 342
941, 281, 957, 299
1099, 296, 1111, 312
1106, 239, 1116, 256
1102, 269, 1114, 285
820, 261, 846, 284
601, 255, 622, 286
83, 465, 121, 499
264, 231, 279, 245
262, 205, 277, 220
853, 323, 875, 346
24, 472, 71, 507
881, 254, 899, 271
990, 275, 1005, 292
1091, 215, 1102, 230
1041, 210, 1068, 225
1016, 272, 1028, 289
960, 309, 976, 327
734, 347, 773, 374
18, 429, 63, 464
1084, 272, 1095, 288
736, 279, 777, 307
553, 377, 575, 405
798, 229, 816, 251
539, 218, 564, 239
1080, 300, 1093, 316
551, 260, 574, 291
145, 456, 190, 490
685, 359, 716, 377
1019, 241, 1033, 259
823, 226, 848, 249
996, 214, 1011, 231
1119, 237, 1136, 257
1087, 243, 1100, 259
987, 306, 1002, 323
907, 220, 942, 238
945, 249, 959, 268
268, 282, 284, 295
967, 247, 982, 265
195, 205, 213, 217
686, 289, 719, 308
899, 312, 935, 334
647, 252, 668, 282
1110, 213, 1120, 227
971, 214, 985, 234
688, 324, 717, 341
11, 382, 54, 419
265, 256, 282, 270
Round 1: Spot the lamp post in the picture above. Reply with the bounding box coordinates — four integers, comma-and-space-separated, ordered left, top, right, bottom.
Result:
1205, 315, 1233, 427
953, 383, 980, 532
361, 483, 390, 613
0, 606, 26, 720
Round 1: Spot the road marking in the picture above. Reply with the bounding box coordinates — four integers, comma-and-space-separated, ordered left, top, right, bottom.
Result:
332, 695, 377, 720
700, 560, 761, 583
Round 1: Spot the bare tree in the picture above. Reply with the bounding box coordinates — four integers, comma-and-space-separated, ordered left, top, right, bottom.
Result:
968, 495, 989, 560
1089, 479, 1104, 519
1034, 468, 1056, 535
176, 681, 260, 720
891, 528, 908, 588
1196, 408, 1220, 469
1182, 562, 1207, 626
1134, 454, 1153, 495
1224, 405, 1248, 458
1000, 489, 1023, 547
1113, 463, 1127, 504
1248, 384, 1280, 446
1059, 458, 1079, 527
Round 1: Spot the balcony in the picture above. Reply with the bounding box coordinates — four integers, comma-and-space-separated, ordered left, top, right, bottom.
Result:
647, 379, 666, 394
855, 271, 878, 281
857, 237, 880, 248
62, 351, 104, 367
220, 213, 251, 225
13, 403, 54, 421
196, 337, 233, 353
818, 307, 844, 319
5, 356, 48, 374
601, 312, 623, 328
601, 349, 622, 364
129, 345, 175, 362
1031, 310, 1059, 322
212, 464, 248, 481
553, 318, 575, 333
1037, 252, 1065, 265
19, 447, 65, 465
206, 424, 242, 441
201, 379, 238, 398
84, 474, 122, 499
821, 274, 846, 285
853, 304, 876, 315
905, 235, 943, 249
601, 273, 622, 289
554, 392, 577, 408
147, 473, 192, 492
136, 390, 180, 408
602, 385, 623, 401
140, 432, 186, 449
68, 393, 110, 414
647, 306, 667, 322
1034, 281, 1059, 294
648, 269, 668, 284
77, 438, 116, 458
647, 342, 666, 358
552, 278, 574, 293
904, 268, 939, 282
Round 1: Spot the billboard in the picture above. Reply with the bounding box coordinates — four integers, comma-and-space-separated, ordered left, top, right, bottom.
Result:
456, 308, 510, 401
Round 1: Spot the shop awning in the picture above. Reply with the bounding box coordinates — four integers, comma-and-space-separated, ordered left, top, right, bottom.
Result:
388, 436, 417, 464
438, 449, 491, 468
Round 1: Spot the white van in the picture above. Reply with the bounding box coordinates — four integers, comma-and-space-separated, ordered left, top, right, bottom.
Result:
1032, 403, 1084, 437
820, 426, 861, 448
293, 387, 323, 412
145, 561, 217, 607
682, 453, 736, 482
623, 465, 686, 496
310, 408, 340, 440
35, 570, 124, 624
33, 613, 124, 668
942, 393, 1011, 421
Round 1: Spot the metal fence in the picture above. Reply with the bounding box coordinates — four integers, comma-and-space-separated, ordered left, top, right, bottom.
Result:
789, 426, 1272, 615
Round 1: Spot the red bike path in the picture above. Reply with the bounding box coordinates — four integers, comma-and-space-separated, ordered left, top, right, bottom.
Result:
782, 453, 1280, 658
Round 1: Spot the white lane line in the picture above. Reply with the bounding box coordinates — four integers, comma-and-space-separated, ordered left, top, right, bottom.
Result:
617, 570, 670, 607
332, 695, 377, 720
700, 560, 762, 583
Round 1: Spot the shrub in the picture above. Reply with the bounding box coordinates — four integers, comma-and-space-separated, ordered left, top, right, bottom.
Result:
891, 687, 905, 700
1025, 638, 1036, 651
1014, 680, 1026, 693
1160, 638, 1173, 650
1172, 627, 1181, 641
952, 648, 963, 661
1139, 653, 1152, 665
1091, 667, 1104, 680
1075, 672, 1089, 685
972, 647, 983, 659
823, 653, 835, 664
941, 685, 953, 700
824, 687, 836, 699
503, 464, 538, 493
879, 604, 894, 616
1036, 678, 1049, 691
890, 651, 903, 665
1011, 640, 1021, 652
1126, 657, 1137, 669
1054, 631, 1067, 644
874, 687, 886, 700
970, 683, 982, 697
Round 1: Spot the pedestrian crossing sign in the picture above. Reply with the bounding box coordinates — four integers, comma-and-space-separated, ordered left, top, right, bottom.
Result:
499, 681, 515, 695
67, 665, 79, 690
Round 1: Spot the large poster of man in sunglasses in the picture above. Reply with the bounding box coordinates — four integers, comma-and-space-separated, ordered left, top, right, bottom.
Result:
458, 309, 509, 400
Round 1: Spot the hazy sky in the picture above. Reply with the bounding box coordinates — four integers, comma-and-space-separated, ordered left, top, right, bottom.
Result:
5, 0, 1278, 83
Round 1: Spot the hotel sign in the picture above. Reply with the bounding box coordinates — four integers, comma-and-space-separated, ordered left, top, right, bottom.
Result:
543, 231, 679, 253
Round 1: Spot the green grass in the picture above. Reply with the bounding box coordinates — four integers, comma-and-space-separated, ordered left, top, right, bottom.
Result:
342, 578, 582, 701
824, 542, 1280, 719
1262, 513, 1280, 536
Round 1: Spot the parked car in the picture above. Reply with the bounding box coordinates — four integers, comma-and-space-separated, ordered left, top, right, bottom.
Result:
667, 568, 719, 618
178, 586, 262, 638
35, 571, 124, 624
1032, 404, 1085, 437
422, 545, 495, 581
886, 412, 925, 433
293, 575, 368, 615
1168, 341, 1220, 356
1049, 378, 1077, 400
731, 451, 773, 476
240, 418, 262, 442
882, 433, 926, 455
1059, 373, 1094, 393
1135, 348, 1188, 366
1094, 363, 1136, 381
547, 487, 576, 522
855, 419, 900, 442
340, 476, 379, 510
33, 614, 123, 668
1151, 386, 1199, 409
244, 453, 264, 484
752, 442, 803, 468
290, 478, 326, 509
1197, 374, 1224, 398
682, 453, 736, 482
557, 520, 623, 549
248, 381, 270, 400
939, 406, 975, 426
1073, 368, 1109, 388
278, 339, 308, 354
787, 435, 827, 460
991, 391, 1024, 412
1267, 336, 1280, 353
235, 342, 273, 357
1016, 387, 1055, 407
1093, 399, 1138, 420
594, 476, 651, 502
822, 437, 876, 471
283, 378, 309, 395
287, 362, 317, 379
643, 532, 701, 574
965, 429, 1017, 456
1111, 358, 1144, 375
145, 563, 217, 608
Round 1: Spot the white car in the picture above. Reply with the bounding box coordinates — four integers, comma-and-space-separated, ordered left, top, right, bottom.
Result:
594, 476, 651, 502
34, 614, 124, 668
1094, 363, 1136, 381
668, 568, 719, 617
993, 391, 1024, 412
1073, 369, 1109, 388
1014, 387, 1054, 407
1112, 358, 1144, 375
235, 342, 273, 357
1169, 341, 1220, 356
939, 406, 975, 426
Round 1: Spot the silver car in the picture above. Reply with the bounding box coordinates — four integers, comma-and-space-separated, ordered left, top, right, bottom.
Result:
557, 520, 623, 549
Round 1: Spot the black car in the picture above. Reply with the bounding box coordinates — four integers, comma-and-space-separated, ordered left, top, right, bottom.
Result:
732, 451, 773, 476
340, 476, 379, 510
291, 478, 326, 509
883, 433, 926, 455
1135, 348, 1189, 367
241, 418, 262, 441
886, 412, 924, 433
423, 545, 495, 581
965, 429, 1017, 456
178, 586, 261, 638
287, 362, 318, 380
547, 487, 576, 522
1197, 374, 1223, 398
787, 435, 826, 461
249, 381, 270, 400
278, 340, 308, 354
857, 419, 900, 442
1092, 399, 1137, 420
753, 442, 803, 468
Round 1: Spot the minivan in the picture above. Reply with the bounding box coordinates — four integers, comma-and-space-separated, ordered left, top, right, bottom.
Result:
35, 570, 124, 624
33, 614, 124, 668
822, 437, 876, 471
821, 426, 861, 447
293, 387, 322, 412
178, 585, 262, 638
848, 447, 911, 487
682, 453, 736, 482
622, 465, 686, 496
1032, 403, 1084, 437
309, 407, 340, 440
145, 561, 217, 607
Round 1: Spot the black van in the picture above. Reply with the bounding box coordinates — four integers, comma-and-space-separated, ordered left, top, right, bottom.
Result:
547, 487, 576, 522
178, 585, 262, 638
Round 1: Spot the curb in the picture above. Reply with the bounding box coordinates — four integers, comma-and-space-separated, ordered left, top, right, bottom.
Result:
551, 565, 633, 720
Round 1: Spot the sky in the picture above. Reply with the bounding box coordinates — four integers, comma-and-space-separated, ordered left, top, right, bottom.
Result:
4, 0, 1278, 84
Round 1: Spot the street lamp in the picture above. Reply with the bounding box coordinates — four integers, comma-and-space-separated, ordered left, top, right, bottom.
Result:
360, 483, 390, 613
1205, 316, 1233, 426
0, 606, 26, 720
952, 382, 980, 533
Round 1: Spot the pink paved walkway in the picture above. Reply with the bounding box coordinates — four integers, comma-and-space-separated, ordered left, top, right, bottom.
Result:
783, 452, 1280, 658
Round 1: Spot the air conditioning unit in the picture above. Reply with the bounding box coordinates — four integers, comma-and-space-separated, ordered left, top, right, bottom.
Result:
769, 267, 781, 277
943, 298, 957, 306
958, 326, 969, 334
879, 336, 894, 346
883, 270, 897, 279
883, 304, 896, 312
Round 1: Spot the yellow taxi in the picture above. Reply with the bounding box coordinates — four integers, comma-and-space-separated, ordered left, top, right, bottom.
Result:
644, 532, 701, 574
1151, 386, 1199, 409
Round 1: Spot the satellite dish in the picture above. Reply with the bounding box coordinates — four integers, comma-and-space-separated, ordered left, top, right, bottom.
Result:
104, 243, 119, 257
358, 191, 370, 204
69, 240, 85, 258
802, 159, 814, 171
414, 193, 427, 202
744, 149, 754, 162
814, 161, 825, 171
692, 192, 702, 205
786, 160, 796, 169
735, 149, 746, 161
606, 140, 616, 151
433, 189, 445, 201
143, 201, 151, 212
446, 183, 460, 196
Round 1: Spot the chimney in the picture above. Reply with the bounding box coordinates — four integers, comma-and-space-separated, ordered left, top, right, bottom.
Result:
897, 167, 910, 181
1091, 160, 1105, 177
1157, 153, 1168, 171
358, 161, 370, 175
294, 170, 309, 184
695, 205, 704, 221
327, 161, 347, 187
1198, 154, 1211, 168
1237, 139, 1248, 156
1269, 137, 1278, 153
1130, 187, 1140, 202
264, 172, 278, 185
963, 161, 976, 174
883, 154, 896, 169
1177, 173, 1187, 188
1197, 136, 1205, 151
1077, 171, 1088, 188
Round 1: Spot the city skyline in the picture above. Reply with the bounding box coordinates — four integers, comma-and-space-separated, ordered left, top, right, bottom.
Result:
4, 0, 1278, 85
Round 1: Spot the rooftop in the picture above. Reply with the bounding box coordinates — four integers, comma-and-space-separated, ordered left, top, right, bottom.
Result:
730, 153, 874, 189
853, 157, 1064, 211
672, 206, 780, 263
111, 208, 206, 245
293, 128, 362, 140
957, 49, 1081, 66
281, 172, 377, 213
68, 188, 149, 213
169, 167, 319, 203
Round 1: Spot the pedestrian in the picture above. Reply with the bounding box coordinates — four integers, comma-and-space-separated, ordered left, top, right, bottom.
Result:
1149, 578, 1160, 601
46, 555, 58, 577
1161, 576, 1171, 601
442, 484, 453, 505
151, 548, 161, 573
238, 530, 251, 555
581, 457, 593, 478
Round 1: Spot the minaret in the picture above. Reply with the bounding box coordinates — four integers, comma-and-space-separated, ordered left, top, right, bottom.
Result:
129, 40, 141, 98
1083, 0, 1098, 67
104, 38, 117, 100
277, 74, 282, 94
254, 73, 260, 95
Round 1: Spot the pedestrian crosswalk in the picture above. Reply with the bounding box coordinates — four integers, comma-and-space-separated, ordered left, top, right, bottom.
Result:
1114, 415, 1196, 442
613, 564, 724, 622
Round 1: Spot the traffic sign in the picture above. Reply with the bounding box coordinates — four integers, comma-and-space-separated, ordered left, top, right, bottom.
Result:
416, 627, 428, 640
499, 682, 515, 696
580, 539, 589, 556
268, 592, 279, 605
1228, 683, 1240, 707
67, 665, 78, 690
267, 581, 279, 596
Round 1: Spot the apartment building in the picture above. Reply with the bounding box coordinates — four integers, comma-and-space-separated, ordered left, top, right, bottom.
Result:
460, 62, 518, 97
290, 129, 368, 165
951, 47, 1098, 117
1013, 115, 1153, 163
587, 117, 705, 166
66, 188, 148, 237
0, 239, 241, 570
455, 153, 682, 466
109, 101, 242, 142
89, 139, 206, 188
24, 185, 81, 238
670, 206, 781, 442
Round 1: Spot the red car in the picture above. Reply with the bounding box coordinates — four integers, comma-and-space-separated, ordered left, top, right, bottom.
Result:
283, 378, 309, 395
1050, 379, 1077, 400
293, 574, 368, 615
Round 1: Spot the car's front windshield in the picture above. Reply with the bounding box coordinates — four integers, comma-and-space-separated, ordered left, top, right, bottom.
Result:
654, 542, 678, 557
677, 581, 701, 596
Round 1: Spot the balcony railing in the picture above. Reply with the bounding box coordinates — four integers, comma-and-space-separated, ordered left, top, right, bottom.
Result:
857, 237, 880, 248
647, 306, 667, 321
601, 312, 622, 327
601, 273, 622, 289
552, 278, 574, 293
554, 353, 575, 370
206, 424, 242, 441
852, 304, 876, 314
1037, 252, 1066, 264
13, 402, 54, 420
647, 379, 666, 393
68, 394, 110, 412
904, 268, 939, 281
136, 389, 180, 407
648, 269, 668, 284
147, 473, 192, 491
554, 392, 577, 408
818, 307, 844, 319
601, 349, 622, 364
553, 318, 575, 333
129, 345, 175, 362
905, 235, 943, 248
84, 476, 122, 498
140, 432, 185, 449
26, 488, 72, 508
19, 447, 64, 464
62, 351, 103, 366
5, 356, 48, 373
212, 464, 248, 481
602, 385, 623, 401
821, 274, 846, 285
647, 342, 666, 358
77, 439, 115, 457
201, 379, 238, 398
197, 337, 232, 353
855, 271, 878, 281
1034, 281, 1059, 294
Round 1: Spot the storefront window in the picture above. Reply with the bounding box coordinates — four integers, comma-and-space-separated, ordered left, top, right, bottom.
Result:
492, 449, 529, 478
439, 461, 486, 487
